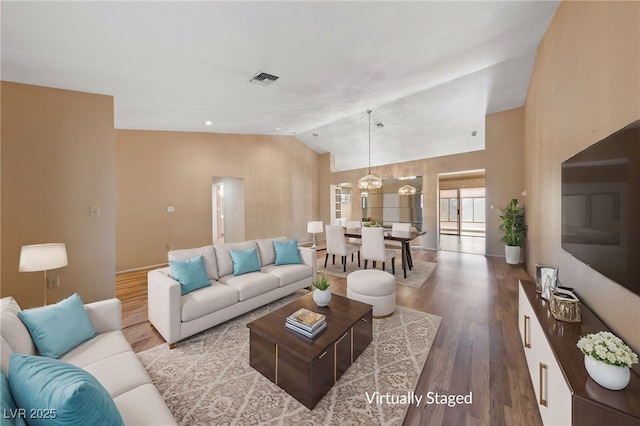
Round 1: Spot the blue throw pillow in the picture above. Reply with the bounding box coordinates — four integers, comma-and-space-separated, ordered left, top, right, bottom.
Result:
17, 293, 96, 358
1, 371, 27, 426
8, 353, 124, 426
229, 248, 261, 276
169, 255, 212, 295
273, 240, 301, 265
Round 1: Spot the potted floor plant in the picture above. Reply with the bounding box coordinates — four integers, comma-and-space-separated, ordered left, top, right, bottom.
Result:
499, 198, 527, 264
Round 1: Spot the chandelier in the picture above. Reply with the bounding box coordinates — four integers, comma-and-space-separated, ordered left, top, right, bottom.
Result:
358, 110, 382, 190
398, 184, 417, 195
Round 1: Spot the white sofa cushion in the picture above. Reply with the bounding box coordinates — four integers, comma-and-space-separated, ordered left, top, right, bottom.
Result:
218, 272, 279, 301
169, 245, 218, 280
60, 330, 133, 368
113, 383, 176, 426
262, 264, 314, 287
181, 283, 239, 322
255, 237, 287, 266
1, 297, 36, 376
214, 240, 258, 277
80, 351, 152, 399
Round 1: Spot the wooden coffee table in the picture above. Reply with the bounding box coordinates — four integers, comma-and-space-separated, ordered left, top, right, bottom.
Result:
246, 293, 372, 409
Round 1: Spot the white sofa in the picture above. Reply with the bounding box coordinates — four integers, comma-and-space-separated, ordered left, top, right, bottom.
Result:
148, 237, 316, 347
0, 296, 176, 425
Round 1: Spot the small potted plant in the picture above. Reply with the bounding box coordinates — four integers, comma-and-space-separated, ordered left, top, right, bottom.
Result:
577, 331, 638, 390
499, 198, 527, 264
312, 273, 331, 307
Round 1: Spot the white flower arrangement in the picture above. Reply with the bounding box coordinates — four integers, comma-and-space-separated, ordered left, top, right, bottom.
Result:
577, 331, 639, 368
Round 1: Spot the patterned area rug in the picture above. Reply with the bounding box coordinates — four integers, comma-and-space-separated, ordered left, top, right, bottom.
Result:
317, 258, 437, 288
138, 291, 441, 425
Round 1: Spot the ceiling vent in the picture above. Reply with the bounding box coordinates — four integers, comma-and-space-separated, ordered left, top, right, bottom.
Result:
249, 71, 279, 86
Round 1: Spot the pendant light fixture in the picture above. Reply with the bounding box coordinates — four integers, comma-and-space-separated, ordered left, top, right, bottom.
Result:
358, 109, 383, 190
398, 184, 417, 195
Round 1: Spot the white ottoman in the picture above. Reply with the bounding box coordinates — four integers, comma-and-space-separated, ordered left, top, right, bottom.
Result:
347, 269, 396, 318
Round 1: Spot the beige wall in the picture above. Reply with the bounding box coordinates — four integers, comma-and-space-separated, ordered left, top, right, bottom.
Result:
115, 130, 320, 271
1, 82, 116, 307
524, 1, 640, 351
325, 107, 525, 257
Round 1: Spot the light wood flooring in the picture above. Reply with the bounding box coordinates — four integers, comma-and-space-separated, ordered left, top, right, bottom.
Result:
116, 249, 541, 425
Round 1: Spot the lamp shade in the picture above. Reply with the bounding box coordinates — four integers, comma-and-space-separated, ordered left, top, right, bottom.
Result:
19, 243, 68, 272
307, 221, 323, 234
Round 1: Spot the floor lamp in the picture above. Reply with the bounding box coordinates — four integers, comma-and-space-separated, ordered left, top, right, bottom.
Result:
307, 221, 323, 249
19, 243, 68, 306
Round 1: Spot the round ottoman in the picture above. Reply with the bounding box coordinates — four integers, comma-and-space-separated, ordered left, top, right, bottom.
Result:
347, 269, 396, 318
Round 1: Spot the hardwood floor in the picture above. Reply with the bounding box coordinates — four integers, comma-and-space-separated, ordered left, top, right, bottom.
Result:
116, 249, 542, 425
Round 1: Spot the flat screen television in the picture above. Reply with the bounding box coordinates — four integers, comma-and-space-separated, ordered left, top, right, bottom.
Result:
561, 119, 640, 296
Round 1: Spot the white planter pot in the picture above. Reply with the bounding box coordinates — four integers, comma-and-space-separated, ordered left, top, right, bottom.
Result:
505, 245, 521, 264
312, 289, 332, 307
584, 354, 631, 390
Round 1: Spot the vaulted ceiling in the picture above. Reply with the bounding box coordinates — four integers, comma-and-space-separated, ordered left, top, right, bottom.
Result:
1, 1, 559, 171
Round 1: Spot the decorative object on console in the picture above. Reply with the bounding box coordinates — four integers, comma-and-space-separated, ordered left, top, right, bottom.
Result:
306, 221, 323, 249
499, 198, 527, 264
549, 288, 581, 322
577, 331, 638, 391
537, 265, 558, 300
357, 109, 382, 191
19, 242, 68, 305
536, 264, 554, 293
312, 273, 331, 307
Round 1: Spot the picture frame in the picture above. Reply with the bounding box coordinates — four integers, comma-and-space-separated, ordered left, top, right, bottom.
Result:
536, 264, 558, 300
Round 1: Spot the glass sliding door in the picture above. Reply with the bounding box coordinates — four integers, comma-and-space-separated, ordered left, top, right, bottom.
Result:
439, 189, 460, 235
440, 187, 486, 237
459, 187, 486, 237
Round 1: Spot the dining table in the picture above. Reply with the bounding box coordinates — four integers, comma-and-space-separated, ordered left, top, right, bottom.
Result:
343, 228, 426, 278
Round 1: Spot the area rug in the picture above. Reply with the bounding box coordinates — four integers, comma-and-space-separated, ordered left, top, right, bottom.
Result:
317, 258, 437, 288
138, 292, 441, 425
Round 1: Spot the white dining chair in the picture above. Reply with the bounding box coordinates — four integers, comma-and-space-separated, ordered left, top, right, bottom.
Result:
361, 226, 396, 274
325, 225, 361, 272
391, 222, 411, 232
345, 221, 362, 245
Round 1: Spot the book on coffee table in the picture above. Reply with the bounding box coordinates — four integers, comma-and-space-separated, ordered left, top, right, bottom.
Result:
285, 320, 327, 339
286, 308, 326, 332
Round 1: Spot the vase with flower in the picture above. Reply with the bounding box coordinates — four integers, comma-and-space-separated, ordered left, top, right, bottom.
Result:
577, 331, 638, 390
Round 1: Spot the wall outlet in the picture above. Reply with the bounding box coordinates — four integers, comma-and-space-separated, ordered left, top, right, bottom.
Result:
47, 276, 60, 289
90, 206, 101, 216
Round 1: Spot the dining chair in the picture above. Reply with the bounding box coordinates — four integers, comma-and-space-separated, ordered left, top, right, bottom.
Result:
345, 221, 362, 245
325, 225, 361, 272
361, 226, 396, 274
391, 222, 411, 232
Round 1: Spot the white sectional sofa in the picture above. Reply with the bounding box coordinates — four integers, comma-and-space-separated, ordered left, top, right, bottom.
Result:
1, 296, 176, 425
148, 237, 316, 347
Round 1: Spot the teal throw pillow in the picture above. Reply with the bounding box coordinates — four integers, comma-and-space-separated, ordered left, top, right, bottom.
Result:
229, 248, 261, 276
169, 255, 212, 295
8, 353, 124, 426
1, 371, 27, 426
273, 240, 301, 265
17, 293, 96, 358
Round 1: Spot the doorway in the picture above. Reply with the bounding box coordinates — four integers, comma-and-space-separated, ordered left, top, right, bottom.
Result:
212, 177, 245, 244
438, 170, 486, 255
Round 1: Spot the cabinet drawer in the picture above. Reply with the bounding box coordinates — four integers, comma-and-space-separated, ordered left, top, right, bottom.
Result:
353, 310, 373, 361
334, 329, 352, 381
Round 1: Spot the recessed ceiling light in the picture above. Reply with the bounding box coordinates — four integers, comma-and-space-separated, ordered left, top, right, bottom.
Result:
204, 120, 213, 126
275, 127, 283, 131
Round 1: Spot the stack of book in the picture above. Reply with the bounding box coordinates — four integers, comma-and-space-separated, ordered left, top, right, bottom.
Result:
285, 308, 326, 339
